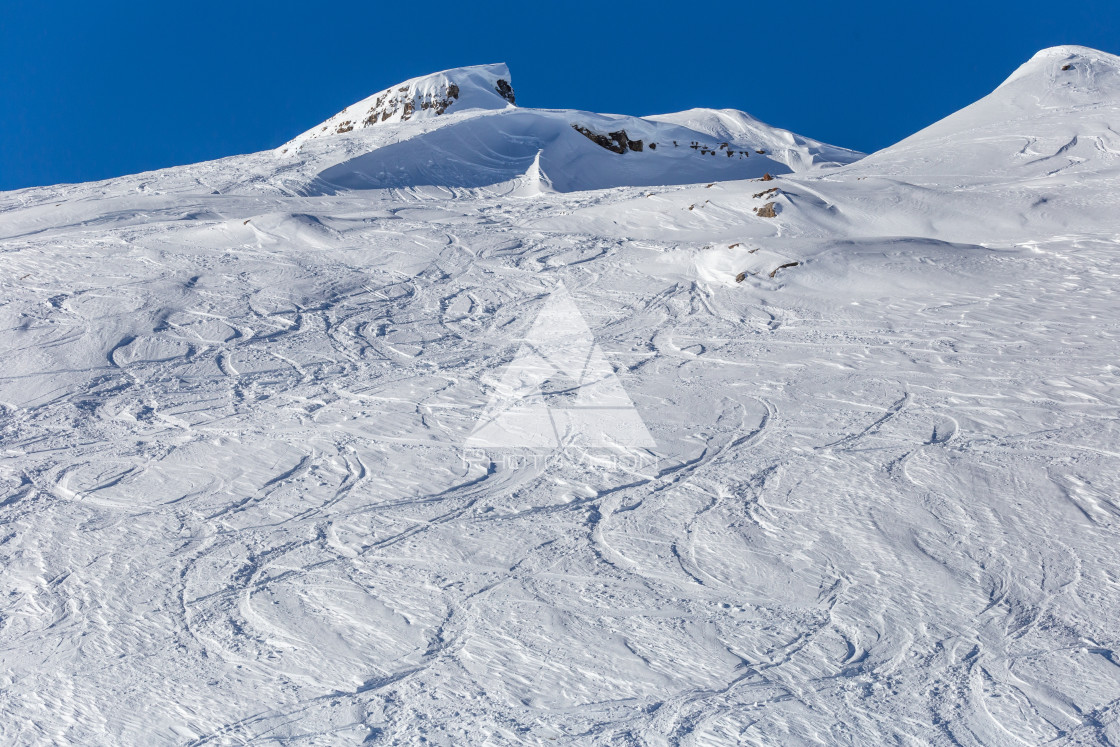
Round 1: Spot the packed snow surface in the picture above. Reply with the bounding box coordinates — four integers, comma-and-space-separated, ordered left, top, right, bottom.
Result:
1, 49, 1119, 745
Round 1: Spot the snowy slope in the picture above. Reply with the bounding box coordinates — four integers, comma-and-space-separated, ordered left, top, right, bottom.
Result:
278, 64, 862, 194
1, 49, 1119, 746
850, 45, 1120, 180
647, 108, 861, 170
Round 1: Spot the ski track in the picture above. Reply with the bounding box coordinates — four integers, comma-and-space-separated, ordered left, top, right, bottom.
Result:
3, 54, 1120, 744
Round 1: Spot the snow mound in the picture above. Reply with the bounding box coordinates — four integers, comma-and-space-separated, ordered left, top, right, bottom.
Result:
647, 108, 862, 170
853, 45, 1120, 180
284, 63, 515, 149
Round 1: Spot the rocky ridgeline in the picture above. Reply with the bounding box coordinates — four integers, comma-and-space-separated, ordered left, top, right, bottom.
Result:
571, 126, 768, 160
318, 77, 516, 137
685, 140, 762, 158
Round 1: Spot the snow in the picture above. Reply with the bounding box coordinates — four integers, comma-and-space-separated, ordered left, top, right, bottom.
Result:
285, 63, 517, 148
646, 108, 861, 170
1, 49, 1119, 744
851, 44, 1120, 181
280, 63, 862, 194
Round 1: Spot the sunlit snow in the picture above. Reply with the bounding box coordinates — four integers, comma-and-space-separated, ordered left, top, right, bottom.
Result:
1, 46, 1118, 745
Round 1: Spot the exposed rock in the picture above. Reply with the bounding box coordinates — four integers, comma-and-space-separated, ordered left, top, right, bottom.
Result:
496, 79, 516, 104
571, 125, 644, 154
572, 125, 623, 153
753, 186, 779, 199
768, 261, 799, 278
754, 202, 778, 218
355, 83, 462, 127
760, 173, 774, 181
649, 142, 657, 150
1062, 63, 1073, 71
735, 271, 747, 283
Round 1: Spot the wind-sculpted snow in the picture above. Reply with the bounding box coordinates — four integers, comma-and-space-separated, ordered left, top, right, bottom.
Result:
306, 110, 796, 194
1, 48, 1120, 746
280, 63, 861, 194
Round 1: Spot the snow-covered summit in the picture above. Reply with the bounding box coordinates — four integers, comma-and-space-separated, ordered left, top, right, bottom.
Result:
998, 44, 1120, 92
285, 63, 515, 149
853, 45, 1120, 180
647, 108, 862, 171
279, 64, 862, 193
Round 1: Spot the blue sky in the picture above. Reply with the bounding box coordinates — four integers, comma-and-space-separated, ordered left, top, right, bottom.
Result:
2, 0, 1118, 190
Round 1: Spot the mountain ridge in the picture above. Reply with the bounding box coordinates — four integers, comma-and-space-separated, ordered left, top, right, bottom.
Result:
279, 62, 863, 193
285, 63, 516, 149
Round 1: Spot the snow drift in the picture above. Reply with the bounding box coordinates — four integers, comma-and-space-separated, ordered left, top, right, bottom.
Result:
282, 63, 863, 193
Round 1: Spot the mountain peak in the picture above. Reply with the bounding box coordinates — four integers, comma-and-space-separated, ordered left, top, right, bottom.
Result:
850, 44, 1120, 180
285, 63, 515, 149
1028, 44, 1119, 63
998, 44, 1120, 90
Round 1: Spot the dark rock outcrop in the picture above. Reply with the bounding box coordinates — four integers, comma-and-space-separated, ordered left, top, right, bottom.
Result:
496, 79, 516, 104
361, 83, 462, 125
768, 261, 799, 278
571, 125, 645, 154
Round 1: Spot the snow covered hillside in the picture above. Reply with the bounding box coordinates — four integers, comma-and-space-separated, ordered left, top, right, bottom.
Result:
277, 63, 862, 194
853, 45, 1120, 181
1, 48, 1119, 745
